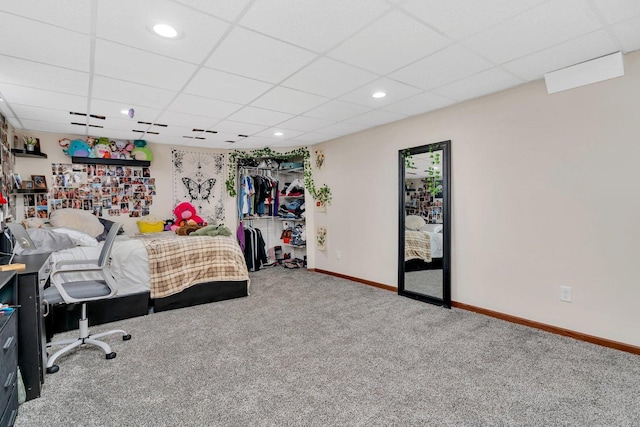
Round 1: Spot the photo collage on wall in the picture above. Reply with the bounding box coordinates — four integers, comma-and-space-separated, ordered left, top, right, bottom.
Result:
23, 162, 155, 219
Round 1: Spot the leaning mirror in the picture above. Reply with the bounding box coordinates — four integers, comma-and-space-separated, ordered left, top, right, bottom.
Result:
398, 140, 451, 307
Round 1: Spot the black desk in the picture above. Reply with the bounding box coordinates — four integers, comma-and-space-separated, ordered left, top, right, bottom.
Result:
13, 254, 50, 402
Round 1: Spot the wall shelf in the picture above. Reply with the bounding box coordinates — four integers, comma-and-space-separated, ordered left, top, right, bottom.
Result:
71, 156, 150, 167
11, 149, 48, 159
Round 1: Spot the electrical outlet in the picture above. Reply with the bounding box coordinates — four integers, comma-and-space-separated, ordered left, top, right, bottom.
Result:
560, 286, 572, 302
336, 250, 341, 260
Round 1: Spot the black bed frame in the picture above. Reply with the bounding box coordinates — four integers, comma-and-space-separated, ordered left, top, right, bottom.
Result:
46, 280, 249, 338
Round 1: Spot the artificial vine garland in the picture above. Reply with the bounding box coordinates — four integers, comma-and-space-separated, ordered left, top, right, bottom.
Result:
226, 147, 332, 205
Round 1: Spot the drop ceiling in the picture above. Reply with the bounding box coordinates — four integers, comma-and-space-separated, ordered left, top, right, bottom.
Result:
0, 0, 638, 149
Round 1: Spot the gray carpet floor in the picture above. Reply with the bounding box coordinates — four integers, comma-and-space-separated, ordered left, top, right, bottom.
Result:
15, 267, 640, 426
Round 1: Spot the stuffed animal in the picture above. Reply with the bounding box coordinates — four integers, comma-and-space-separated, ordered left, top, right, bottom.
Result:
163, 219, 175, 231
131, 139, 153, 161
93, 142, 111, 159
189, 224, 232, 237
170, 202, 206, 232
175, 220, 202, 236
113, 140, 133, 160
65, 139, 92, 157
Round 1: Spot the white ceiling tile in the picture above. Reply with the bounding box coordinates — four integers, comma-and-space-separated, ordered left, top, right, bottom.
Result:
276, 116, 334, 133
0, 11, 90, 71
233, 136, 276, 148
239, 0, 391, 52
184, 68, 273, 104
328, 11, 451, 74
282, 57, 378, 98
0, 56, 89, 96
227, 106, 294, 127
251, 87, 328, 115
95, 128, 142, 141
344, 109, 407, 127
401, 0, 546, 40
19, 119, 87, 136
254, 128, 305, 140
1, 85, 87, 112
96, 0, 229, 65
338, 78, 423, 108
0, 0, 92, 33
502, 30, 620, 81
316, 122, 370, 136
288, 132, 338, 144
199, 131, 243, 142
173, 0, 252, 22
94, 39, 198, 91
88, 98, 162, 122
150, 125, 193, 138
91, 76, 177, 109
206, 28, 316, 83
98, 117, 140, 132
612, 16, 640, 53
167, 93, 242, 118
390, 45, 493, 90
464, 0, 602, 64
156, 111, 218, 130
382, 92, 455, 116
10, 104, 74, 123
304, 100, 372, 121
590, 0, 640, 24
431, 68, 524, 102
210, 120, 267, 136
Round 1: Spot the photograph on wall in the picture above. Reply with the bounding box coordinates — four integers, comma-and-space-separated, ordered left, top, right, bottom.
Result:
171, 148, 226, 223
50, 161, 155, 219
316, 226, 327, 251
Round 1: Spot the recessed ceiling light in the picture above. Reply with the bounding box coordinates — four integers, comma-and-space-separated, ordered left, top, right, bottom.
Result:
152, 23, 179, 38
372, 91, 386, 99
120, 110, 129, 115
274, 132, 284, 136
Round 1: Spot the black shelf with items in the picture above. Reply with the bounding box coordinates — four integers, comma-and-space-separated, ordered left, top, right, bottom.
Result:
11, 149, 48, 159
12, 188, 48, 194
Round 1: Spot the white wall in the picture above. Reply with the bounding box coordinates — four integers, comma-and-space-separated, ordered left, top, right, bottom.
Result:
314, 51, 640, 347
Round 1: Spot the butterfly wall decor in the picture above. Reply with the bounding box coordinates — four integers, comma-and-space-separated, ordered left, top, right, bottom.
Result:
182, 177, 216, 202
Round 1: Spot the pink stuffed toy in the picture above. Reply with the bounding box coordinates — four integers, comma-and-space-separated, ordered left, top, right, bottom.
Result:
170, 202, 206, 232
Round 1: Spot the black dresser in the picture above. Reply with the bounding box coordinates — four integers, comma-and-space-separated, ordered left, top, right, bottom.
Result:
0, 271, 18, 427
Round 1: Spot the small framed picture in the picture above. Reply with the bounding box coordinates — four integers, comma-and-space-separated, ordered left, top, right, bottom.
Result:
22, 180, 33, 190
12, 173, 22, 189
32, 175, 47, 189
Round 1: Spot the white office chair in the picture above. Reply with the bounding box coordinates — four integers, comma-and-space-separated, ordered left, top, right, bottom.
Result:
43, 223, 131, 373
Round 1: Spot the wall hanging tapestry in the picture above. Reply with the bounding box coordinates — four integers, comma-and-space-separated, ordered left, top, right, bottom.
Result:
171, 149, 226, 222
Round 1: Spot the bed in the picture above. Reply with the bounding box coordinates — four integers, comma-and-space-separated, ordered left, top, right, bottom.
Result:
39, 229, 250, 336
404, 215, 444, 271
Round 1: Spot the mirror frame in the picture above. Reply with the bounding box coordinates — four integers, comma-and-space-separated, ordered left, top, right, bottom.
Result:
398, 140, 451, 308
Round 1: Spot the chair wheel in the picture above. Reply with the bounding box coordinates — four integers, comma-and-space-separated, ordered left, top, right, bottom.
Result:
47, 365, 59, 374
123, 334, 132, 341
106, 352, 117, 360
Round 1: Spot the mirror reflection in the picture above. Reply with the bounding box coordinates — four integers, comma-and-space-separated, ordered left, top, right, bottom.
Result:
399, 141, 450, 307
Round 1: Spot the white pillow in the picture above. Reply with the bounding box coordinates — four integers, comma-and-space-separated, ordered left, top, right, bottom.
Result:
405, 215, 426, 231
51, 227, 99, 247
15, 228, 75, 255
49, 208, 104, 238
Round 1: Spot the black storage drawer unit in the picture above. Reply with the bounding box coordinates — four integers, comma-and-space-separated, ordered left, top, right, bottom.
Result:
0, 310, 17, 427
0, 386, 18, 427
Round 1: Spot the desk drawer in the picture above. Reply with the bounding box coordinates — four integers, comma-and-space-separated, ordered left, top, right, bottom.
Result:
0, 385, 17, 427
0, 312, 17, 416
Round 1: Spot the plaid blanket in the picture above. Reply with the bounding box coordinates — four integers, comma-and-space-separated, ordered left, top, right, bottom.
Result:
405, 230, 431, 263
141, 235, 249, 299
